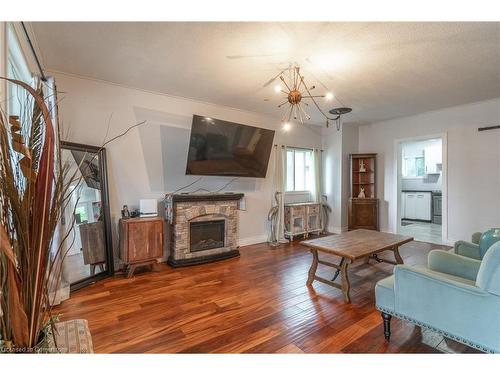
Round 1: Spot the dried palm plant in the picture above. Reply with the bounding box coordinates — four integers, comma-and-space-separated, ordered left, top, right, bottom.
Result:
0, 77, 64, 350
0, 77, 144, 351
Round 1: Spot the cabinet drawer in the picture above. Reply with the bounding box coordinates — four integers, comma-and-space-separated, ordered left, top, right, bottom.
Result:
290, 206, 305, 216
306, 204, 320, 214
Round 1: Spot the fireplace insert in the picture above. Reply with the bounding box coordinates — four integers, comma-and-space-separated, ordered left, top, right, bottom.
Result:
190, 220, 225, 252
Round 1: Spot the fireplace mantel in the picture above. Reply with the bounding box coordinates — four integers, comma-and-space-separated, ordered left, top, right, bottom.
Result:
171, 193, 244, 203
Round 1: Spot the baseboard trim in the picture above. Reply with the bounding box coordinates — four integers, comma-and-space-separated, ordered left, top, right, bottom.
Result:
331, 226, 348, 234
238, 234, 268, 247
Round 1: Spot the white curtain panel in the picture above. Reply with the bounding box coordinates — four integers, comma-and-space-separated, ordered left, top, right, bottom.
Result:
311, 148, 323, 230
311, 148, 322, 203
272, 145, 288, 243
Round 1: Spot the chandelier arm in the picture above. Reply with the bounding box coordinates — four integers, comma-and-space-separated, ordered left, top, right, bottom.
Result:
297, 74, 306, 92
287, 104, 293, 122
301, 76, 341, 121
298, 102, 310, 121
263, 67, 289, 88
292, 66, 296, 89
296, 105, 302, 124
279, 75, 293, 93
278, 100, 289, 108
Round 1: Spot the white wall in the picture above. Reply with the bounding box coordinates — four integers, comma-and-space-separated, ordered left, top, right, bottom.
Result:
358, 98, 500, 243
341, 124, 359, 229
321, 126, 342, 233
53, 71, 323, 249
321, 123, 358, 233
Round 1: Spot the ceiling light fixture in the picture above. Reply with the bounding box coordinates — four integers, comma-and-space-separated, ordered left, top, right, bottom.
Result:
270, 65, 352, 130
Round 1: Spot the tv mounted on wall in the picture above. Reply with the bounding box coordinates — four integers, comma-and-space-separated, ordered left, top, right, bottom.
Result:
185, 115, 275, 178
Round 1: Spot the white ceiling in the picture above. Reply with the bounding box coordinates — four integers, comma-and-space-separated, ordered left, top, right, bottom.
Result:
31, 22, 500, 125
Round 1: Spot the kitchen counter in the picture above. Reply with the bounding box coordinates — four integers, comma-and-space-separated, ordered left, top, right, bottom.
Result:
402, 190, 441, 194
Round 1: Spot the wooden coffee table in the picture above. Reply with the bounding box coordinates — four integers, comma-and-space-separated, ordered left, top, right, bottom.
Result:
301, 229, 413, 303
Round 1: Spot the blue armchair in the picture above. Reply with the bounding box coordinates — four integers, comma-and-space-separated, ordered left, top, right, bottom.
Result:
453, 228, 500, 260
375, 241, 500, 353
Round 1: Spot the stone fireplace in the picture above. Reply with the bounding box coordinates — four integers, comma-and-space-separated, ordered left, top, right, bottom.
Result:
165, 193, 243, 267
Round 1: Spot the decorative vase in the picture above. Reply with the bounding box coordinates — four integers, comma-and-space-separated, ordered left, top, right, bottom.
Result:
359, 160, 366, 172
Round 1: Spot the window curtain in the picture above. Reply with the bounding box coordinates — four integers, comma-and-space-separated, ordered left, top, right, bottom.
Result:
270, 145, 288, 244
311, 148, 322, 203
311, 148, 325, 231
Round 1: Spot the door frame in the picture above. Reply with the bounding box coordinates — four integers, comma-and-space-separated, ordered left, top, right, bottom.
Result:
394, 133, 448, 244
61, 141, 114, 291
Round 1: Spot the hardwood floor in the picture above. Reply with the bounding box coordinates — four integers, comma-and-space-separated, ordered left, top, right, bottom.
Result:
54, 238, 479, 353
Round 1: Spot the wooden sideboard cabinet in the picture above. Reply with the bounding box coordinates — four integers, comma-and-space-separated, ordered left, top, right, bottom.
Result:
284, 202, 322, 241
119, 216, 164, 278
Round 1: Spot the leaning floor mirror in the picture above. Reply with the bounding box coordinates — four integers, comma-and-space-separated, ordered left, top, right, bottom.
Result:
59, 141, 114, 291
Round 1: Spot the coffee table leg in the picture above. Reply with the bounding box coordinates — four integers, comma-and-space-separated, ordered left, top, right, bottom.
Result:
340, 258, 351, 303
307, 249, 319, 286
393, 246, 404, 264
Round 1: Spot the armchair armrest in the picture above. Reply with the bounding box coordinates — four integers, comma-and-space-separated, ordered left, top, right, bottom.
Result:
395, 265, 483, 295
454, 240, 481, 260
471, 232, 482, 245
428, 250, 481, 281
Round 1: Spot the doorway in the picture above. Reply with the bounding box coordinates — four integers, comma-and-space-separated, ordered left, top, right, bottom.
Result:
396, 135, 447, 245
60, 142, 114, 291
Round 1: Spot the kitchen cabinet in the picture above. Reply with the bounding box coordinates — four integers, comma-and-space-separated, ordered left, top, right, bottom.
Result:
402, 192, 431, 221
424, 144, 442, 174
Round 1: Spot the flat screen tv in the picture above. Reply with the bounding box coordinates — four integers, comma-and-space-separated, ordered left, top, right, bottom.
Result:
185, 115, 275, 178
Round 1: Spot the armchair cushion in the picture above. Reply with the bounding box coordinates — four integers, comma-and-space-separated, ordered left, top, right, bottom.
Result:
428, 250, 481, 281
476, 241, 500, 296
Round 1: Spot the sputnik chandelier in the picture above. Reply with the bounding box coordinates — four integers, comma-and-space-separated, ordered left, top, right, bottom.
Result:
272, 65, 352, 130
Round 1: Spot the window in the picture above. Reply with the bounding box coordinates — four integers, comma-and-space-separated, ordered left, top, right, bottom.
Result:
6, 23, 33, 116
403, 156, 425, 177
286, 148, 313, 192
74, 204, 89, 224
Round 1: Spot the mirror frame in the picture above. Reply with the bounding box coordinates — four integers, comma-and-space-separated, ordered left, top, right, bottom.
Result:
61, 141, 114, 291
